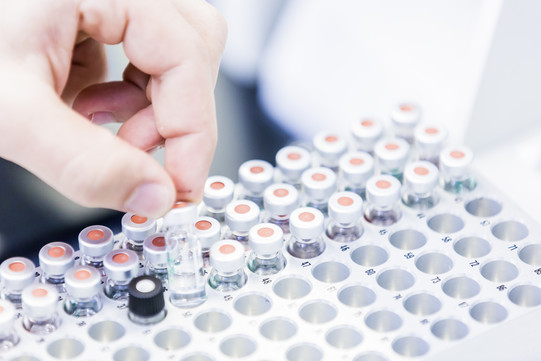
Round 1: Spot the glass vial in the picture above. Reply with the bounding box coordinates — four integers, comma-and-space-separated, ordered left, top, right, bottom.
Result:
78, 225, 114, 270
263, 183, 299, 234
208, 240, 247, 292
374, 137, 410, 182
339, 151, 374, 199
121, 213, 157, 258
326, 192, 364, 242
64, 266, 102, 317
313, 131, 348, 171
128, 276, 166, 325
402, 161, 439, 210
390, 102, 422, 143
350, 117, 384, 154
202, 176, 235, 224
364, 175, 402, 226
440, 146, 476, 193
22, 284, 61, 335
0, 257, 35, 308
224, 200, 260, 246
301, 167, 337, 215
414, 123, 448, 166
193, 217, 221, 258
38, 242, 75, 293
288, 207, 326, 259
238, 159, 274, 209
0, 300, 19, 350
164, 202, 207, 308
275, 145, 312, 187
143, 233, 170, 285
247, 223, 286, 275
103, 249, 139, 301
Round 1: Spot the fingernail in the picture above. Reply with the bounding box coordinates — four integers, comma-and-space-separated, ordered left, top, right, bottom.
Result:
89, 111, 115, 125
125, 183, 174, 218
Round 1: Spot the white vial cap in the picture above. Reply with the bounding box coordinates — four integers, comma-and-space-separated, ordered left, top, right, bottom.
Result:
103, 249, 139, 282
65, 266, 101, 299
22, 284, 58, 320
209, 240, 245, 273
39, 242, 75, 276
290, 207, 325, 240
440, 146, 474, 179
121, 213, 157, 242
366, 175, 401, 207
78, 225, 114, 258
339, 151, 375, 186
203, 176, 235, 210
249, 223, 284, 256
225, 200, 260, 233
374, 138, 410, 170
143, 233, 168, 265
404, 161, 439, 194
263, 183, 299, 219
0, 300, 16, 333
193, 217, 221, 250
390, 102, 422, 128
301, 167, 337, 202
313, 131, 348, 165
275, 145, 312, 183
163, 202, 198, 227
238, 160, 274, 195
350, 117, 384, 150
414, 123, 448, 155
328, 192, 363, 225
0, 257, 35, 292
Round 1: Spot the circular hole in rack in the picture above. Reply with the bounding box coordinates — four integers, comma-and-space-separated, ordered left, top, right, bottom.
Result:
376, 269, 415, 291
470, 301, 508, 324
154, 328, 191, 351
403, 293, 442, 316
286, 343, 323, 361
480, 260, 519, 283
180, 353, 215, 361
234, 293, 272, 316
46, 338, 84, 359
454, 237, 491, 258
113, 346, 150, 361
326, 326, 363, 349
337, 284, 376, 308
389, 230, 426, 250
260, 318, 297, 341
519, 244, 541, 266
415, 252, 453, 274
351, 246, 389, 267
442, 276, 481, 299
365, 310, 403, 332
508, 285, 541, 307
430, 319, 469, 341
312, 261, 350, 283
298, 300, 337, 324
193, 310, 232, 333
392, 336, 430, 357
465, 198, 502, 217
492, 221, 529, 242
219, 335, 257, 358
273, 277, 312, 300
353, 353, 389, 361
427, 214, 464, 234
88, 321, 126, 343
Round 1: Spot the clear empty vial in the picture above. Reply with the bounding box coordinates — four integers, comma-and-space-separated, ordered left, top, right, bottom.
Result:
224, 200, 260, 245
64, 266, 102, 317
22, 284, 61, 334
128, 276, 166, 325
164, 202, 207, 308
247, 223, 286, 275
143, 233, 170, 285
402, 161, 439, 210
414, 123, 448, 166
313, 131, 348, 171
350, 117, 384, 154
0, 300, 19, 350
339, 151, 374, 199
78, 225, 114, 270
275, 145, 312, 187
208, 240, 247, 292
301, 167, 337, 215
121, 213, 157, 257
440, 146, 476, 193
374, 137, 410, 182
103, 249, 139, 301
238, 159, 274, 208
326, 192, 364, 242
202, 175, 235, 223
194, 217, 221, 258
39, 242, 75, 292
0, 257, 35, 308
288, 207, 326, 259
364, 175, 402, 226
390, 102, 422, 143
263, 183, 299, 234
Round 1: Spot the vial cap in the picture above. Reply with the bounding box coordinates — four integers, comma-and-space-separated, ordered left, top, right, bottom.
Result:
275, 146, 312, 183
163, 202, 198, 227
350, 117, 384, 150
22, 284, 58, 320
193, 216, 221, 251
440, 146, 474, 178
121, 213, 157, 243
366, 175, 401, 207
103, 249, 139, 282
301, 167, 337, 202
38, 242, 75, 276
374, 138, 410, 170
414, 123, 448, 154
209, 240, 245, 273
225, 200, 260, 233
328, 192, 363, 225
263, 183, 299, 219
203, 175, 235, 211
0, 300, 16, 332
65, 266, 101, 299
404, 161, 439, 194
290, 207, 325, 240
78, 225, 114, 257
143, 233, 168, 266
128, 275, 165, 318
339, 151, 375, 186
0, 257, 35, 291
249, 223, 284, 256
313, 131, 348, 165
390, 102, 422, 128
238, 160, 274, 195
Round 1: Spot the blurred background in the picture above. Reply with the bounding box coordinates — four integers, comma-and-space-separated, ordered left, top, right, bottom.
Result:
1, 0, 541, 261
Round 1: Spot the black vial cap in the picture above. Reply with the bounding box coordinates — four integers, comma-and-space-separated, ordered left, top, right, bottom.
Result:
128, 275, 165, 317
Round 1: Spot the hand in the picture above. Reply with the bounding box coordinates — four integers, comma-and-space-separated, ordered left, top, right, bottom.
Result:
0, 0, 226, 218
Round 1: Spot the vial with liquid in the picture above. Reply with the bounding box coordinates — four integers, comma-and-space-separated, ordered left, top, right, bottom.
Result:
22, 284, 61, 335
143, 233, 170, 285
208, 240, 247, 292
238, 159, 274, 209
121, 213, 157, 257
103, 249, 139, 300
374, 137, 410, 182
0, 300, 19, 350
414, 123, 448, 166
301, 167, 337, 215
224, 200, 260, 245
38, 242, 75, 293
390, 102, 422, 143
128, 276, 166, 325
326, 192, 364, 242
288, 207, 326, 259
78, 225, 114, 270
202, 176, 235, 224
0, 257, 35, 308
350, 117, 384, 154
247, 223, 286, 275
364, 175, 402, 226
402, 161, 439, 210
64, 266, 102, 317
313, 131, 348, 171
338, 151, 374, 199
275, 145, 312, 188
263, 183, 299, 234
193, 217, 221, 258
440, 145, 476, 193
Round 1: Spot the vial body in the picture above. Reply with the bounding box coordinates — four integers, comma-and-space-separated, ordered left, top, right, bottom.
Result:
350, 117, 384, 154
364, 176, 402, 226
104, 279, 131, 301
401, 161, 439, 210
275, 145, 312, 187
208, 269, 247, 292
301, 167, 337, 216
64, 266, 102, 317
263, 184, 299, 235
339, 152, 374, 200
208, 240, 247, 292
224, 200, 260, 248
326, 222, 363, 243
202, 176, 235, 224
78, 225, 114, 270
238, 159, 274, 209
0, 300, 20, 351
326, 192, 364, 243
0, 330, 19, 351
39, 242, 75, 293
374, 138, 410, 182
22, 285, 61, 335
64, 295, 102, 317
143, 233, 170, 285
313, 131, 348, 171
247, 223, 286, 275
440, 146, 476, 194
246, 252, 286, 276
288, 208, 326, 259
103, 250, 140, 301
0, 257, 36, 309
145, 264, 169, 285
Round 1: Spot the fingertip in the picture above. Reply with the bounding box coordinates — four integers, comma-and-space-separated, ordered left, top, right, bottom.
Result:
124, 181, 176, 218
